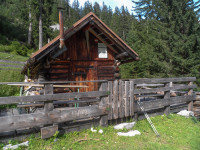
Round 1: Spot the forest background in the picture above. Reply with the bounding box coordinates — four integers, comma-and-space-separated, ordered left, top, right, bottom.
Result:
0, 0, 200, 83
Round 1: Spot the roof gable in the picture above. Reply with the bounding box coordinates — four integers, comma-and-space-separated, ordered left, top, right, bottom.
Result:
23, 12, 139, 74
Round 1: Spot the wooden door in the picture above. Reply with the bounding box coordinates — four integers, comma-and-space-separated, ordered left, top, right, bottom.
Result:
70, 61, 97, 92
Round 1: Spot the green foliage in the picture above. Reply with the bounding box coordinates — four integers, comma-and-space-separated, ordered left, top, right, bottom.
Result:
0, 41, 34, 56
0, 0, 199, 81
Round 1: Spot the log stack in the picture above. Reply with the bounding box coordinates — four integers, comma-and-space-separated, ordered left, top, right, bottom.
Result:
194, 92, 200, 119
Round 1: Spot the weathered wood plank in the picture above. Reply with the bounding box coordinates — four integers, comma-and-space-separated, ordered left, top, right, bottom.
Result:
137, 95, 195, 112
133, 84, 196, 94
164, 83, 170, 115
44, 84, 54, 112
54, 99, 100, 105
130, 81, 134, 117
125, 81, 130, 117
0, 105, 108, 132
130, 77, 196, 84
118, 80, 123, 118
0, 91, 108, 105
137, 84, 164, 87
188, 82, 193, 111
51, 65, 69, 69
99, 82, 108, 126
41, 125, 58, 139
0, 80, 108, 85
194, 101, 200, 106
108, 81, 113, 120
121, 81, 125, 118
113, 80, 118, 119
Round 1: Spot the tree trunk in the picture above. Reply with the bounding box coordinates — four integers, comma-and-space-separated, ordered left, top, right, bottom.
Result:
28, 8, 32, 45
39, 0, 43, 49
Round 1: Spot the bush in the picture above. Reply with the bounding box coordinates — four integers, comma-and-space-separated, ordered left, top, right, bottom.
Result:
0, 41, 34, 56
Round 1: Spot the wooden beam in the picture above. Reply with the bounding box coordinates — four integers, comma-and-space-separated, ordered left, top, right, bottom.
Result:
99, 82, 108, 126
113, 80, 119, 119
0, 105, 108, 132
164, 83, 170, 115
0, 80, 107, 85
188, 82, 194, 111
137, 95, 195, 112
116, 52, 129, 59
85, 30, 90, 55
41, 125, 58, 139
0, 91, 109, 105
130, 77, 196, 84
51, 45, 67, 59
44, 84, 54, 112
133, 84, 196, 95
7, 84, 88, 88
88, 28, 118, 54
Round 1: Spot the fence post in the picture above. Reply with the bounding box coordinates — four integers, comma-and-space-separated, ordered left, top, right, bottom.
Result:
99, 82, 108, 126
188, 82, 193, 111
133, 82, 138, 121
125, 81, 130, 118
44, 84, 54, 112
113, 80, 119, 119
42, 83, 57, 139
130, 80, 135, 117
108, 81, 113, 120
164, 82, 171, 115
118, 80, 123, 119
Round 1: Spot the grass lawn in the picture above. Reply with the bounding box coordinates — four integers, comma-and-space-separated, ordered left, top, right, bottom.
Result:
1, 114, 199, 150
0, 52, 28, 109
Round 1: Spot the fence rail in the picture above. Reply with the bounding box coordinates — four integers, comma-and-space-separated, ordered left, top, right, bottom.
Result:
0, 59, 25, 71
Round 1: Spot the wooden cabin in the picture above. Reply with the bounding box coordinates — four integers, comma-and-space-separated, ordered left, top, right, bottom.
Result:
22, 12, 139, 92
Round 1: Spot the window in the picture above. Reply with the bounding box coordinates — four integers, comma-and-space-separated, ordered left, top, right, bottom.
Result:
98, 43, 108, 58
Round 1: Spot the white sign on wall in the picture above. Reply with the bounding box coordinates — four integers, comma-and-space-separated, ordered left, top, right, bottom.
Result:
98, 43, 108, 58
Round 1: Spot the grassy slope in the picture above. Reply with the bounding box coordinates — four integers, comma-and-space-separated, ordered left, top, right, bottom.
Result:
3, 114, 199, 150
0, 52, 28, 108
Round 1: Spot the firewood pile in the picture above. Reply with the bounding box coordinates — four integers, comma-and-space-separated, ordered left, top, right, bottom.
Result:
194, 92, 200, 118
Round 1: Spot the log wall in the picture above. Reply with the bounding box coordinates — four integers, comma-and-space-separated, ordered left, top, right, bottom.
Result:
46, 29, 119, 92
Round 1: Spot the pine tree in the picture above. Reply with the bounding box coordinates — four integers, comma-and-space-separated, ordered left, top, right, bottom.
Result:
93, 2, 101, 18
82, 0, 93, 16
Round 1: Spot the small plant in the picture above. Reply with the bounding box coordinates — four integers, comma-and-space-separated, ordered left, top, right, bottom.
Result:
53, 131, 59, 139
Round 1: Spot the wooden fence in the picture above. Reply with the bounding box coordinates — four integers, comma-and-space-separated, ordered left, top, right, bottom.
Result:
105, 77, 196, 121
0, 59, 25, 71
0, 77, 197, 140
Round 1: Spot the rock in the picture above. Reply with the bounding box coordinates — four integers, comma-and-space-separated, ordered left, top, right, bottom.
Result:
117, 130, 141, 137
114, 122, 136, 130
177, 110, 194, 117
